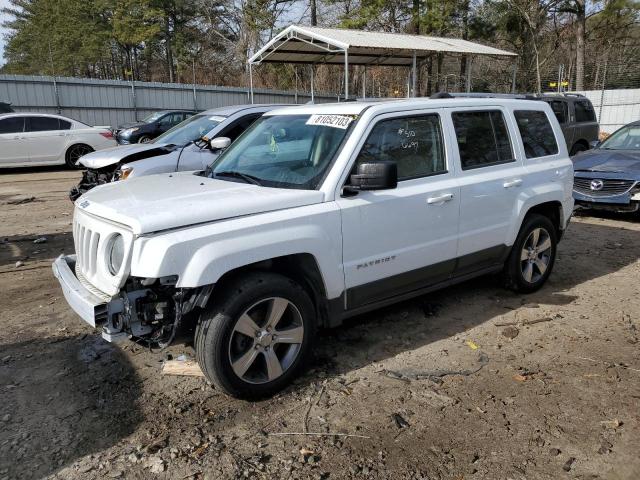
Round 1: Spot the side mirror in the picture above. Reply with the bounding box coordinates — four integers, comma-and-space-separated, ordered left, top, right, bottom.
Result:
589, 140, 600, 149
209, 136, 231, 152
348, 161, 397, 192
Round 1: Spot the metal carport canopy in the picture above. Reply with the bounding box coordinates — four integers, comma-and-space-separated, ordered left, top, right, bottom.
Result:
247, 25, 517, 101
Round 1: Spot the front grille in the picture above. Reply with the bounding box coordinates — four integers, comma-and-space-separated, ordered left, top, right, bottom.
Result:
73, 220, 100, 279
573, 178, 636, 197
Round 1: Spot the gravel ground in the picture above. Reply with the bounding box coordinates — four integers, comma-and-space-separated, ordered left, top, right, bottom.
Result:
0, 168, 639, 480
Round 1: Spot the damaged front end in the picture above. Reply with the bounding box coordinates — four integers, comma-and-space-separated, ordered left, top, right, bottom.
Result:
53, 254, 211, 347
101, 277, 213, 347
69, 166, 118, 201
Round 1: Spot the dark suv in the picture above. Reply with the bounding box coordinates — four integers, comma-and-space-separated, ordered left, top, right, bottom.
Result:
0, 102, 13, 113
115, 110, 197, 144
540, 94, 599, 156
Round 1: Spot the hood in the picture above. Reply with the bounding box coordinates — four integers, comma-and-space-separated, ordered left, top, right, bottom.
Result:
118, 122, 144, 130
76, 172, 325, 234
78, 143, 176, 169
573, 149, 640, 175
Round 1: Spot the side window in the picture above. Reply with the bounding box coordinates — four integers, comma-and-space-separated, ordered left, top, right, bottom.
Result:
514, 110, 559, 159
452, 110, 514, 170
219, 114, 262, 142
548, 101, 567, 124
355, 115, 446, 181
0, 117, 25, 134
25, 116, 61, 132
59, 119, 72, 130
574, 100, 596, 122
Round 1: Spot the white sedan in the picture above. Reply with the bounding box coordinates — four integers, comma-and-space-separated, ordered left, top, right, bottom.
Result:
0, 113, 117, 168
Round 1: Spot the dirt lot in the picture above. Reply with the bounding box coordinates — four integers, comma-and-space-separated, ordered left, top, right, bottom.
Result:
1, 168, 639, 480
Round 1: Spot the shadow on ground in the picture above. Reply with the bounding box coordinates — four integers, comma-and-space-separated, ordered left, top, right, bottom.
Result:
0, 334, 142, 479
0, 232, 74, 269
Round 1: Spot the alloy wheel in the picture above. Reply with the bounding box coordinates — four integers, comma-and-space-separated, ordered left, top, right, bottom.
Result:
520, 227, 552, 283
228, 297, 304, 384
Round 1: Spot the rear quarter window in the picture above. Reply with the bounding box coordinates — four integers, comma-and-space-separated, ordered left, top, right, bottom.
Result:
574, 100, 596, 122
514, 110, 559, 158
452, 110, 514, 170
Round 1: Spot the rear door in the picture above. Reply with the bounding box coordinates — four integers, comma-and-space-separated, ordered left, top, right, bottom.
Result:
0, 116, 27, 165
338, 111, 460, 309
450, 108, 523, 274
23, 116, 68, 164
546, 100, 571, 150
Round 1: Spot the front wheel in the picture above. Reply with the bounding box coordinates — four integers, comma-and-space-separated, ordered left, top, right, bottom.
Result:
503, 214, 557, 293
195, 272, 315, 399
138, 135, 152, 144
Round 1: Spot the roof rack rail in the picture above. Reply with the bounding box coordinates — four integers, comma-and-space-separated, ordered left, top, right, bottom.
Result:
434, 92, 540, 101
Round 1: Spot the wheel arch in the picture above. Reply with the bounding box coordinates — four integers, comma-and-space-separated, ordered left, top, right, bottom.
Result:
208, 253, 331, 328
522, 201, 564, 239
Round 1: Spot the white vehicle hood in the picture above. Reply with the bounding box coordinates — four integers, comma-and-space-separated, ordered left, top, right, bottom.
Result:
77, 172, 325, 234
79, 143, 175, 169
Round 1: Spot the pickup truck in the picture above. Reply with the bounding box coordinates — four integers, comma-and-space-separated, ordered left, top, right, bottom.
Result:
53, 98, 574, 399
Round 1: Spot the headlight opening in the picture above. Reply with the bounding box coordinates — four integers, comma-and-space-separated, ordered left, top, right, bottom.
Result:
107, 234, 125, 275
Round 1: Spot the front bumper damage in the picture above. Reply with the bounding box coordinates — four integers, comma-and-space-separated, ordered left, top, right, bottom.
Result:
52, 255, 212, 345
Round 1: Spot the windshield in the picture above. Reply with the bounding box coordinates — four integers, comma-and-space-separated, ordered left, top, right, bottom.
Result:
600, 125, 640, 150
209, 114, 355, 190
153, 113, 225, 146
142, 112, 166, 124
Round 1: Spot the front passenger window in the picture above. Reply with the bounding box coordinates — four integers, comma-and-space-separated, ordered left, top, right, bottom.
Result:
452, 110, 514, 170
355, 115, 446, 181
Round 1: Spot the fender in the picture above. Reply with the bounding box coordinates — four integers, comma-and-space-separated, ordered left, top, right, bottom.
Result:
129, 202, 345, 299
507, 184, 570, 246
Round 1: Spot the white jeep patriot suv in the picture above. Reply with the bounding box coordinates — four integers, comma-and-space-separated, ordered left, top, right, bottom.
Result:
53, 98, 574, 399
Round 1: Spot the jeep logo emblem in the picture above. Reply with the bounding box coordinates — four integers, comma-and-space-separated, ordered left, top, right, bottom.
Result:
590, 179, 604, 191
79, 200, 90, 208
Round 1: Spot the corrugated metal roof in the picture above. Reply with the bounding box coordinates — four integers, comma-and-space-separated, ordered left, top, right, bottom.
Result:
249, 25, 517, 66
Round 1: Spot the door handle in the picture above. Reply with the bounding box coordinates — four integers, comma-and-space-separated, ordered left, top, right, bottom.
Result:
503, 179, 522, 188
427, 193, 454, 204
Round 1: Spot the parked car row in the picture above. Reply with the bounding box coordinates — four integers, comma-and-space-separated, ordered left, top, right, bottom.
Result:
53, 96, 578, 399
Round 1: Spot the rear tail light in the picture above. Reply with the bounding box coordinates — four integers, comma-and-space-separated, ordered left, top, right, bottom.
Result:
100, 131, 114, 139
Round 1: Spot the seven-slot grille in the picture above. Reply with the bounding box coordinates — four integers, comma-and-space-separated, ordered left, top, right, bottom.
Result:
73, 220, 101, 279
573, 178, 636, 197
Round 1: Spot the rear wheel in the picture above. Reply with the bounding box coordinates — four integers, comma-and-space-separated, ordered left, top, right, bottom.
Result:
503, 214, 557, 293
195, 272, 315, 399
65, 144, 94, 169
570, 142, 587, 156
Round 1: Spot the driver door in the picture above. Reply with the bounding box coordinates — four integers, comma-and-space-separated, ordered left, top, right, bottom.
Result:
337, 111, 460, 310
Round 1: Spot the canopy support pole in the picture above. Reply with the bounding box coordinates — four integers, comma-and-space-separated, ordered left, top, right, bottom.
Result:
465, 56, 472, 93
310, 64, 315, 103
511, 60, 518, 93
344, 49, 349, 100
362, 66, 366, 99
411, 51, 417, 97
249, 63, 254, 104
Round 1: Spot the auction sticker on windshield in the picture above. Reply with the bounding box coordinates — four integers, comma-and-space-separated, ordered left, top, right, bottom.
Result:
209, 116, 226, 122
306, 114, 354, 129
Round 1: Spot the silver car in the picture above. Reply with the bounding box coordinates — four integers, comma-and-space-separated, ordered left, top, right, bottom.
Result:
70, 104, 288, 200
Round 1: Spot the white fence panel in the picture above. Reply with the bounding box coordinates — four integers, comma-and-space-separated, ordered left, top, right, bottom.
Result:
576, 88, 640, 133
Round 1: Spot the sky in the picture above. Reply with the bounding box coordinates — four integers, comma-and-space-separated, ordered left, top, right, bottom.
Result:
0, 0, 9, 67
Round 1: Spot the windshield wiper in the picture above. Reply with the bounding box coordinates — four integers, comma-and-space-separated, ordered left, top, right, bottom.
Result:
214, 171, 263, 186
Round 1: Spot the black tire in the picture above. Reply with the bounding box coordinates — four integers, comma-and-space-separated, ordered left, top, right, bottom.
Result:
138, 135, 152, 144
65, 144, 94, 169
569, 142, 587, 156
195, 272, 316, 399
503, 214, 557, 293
